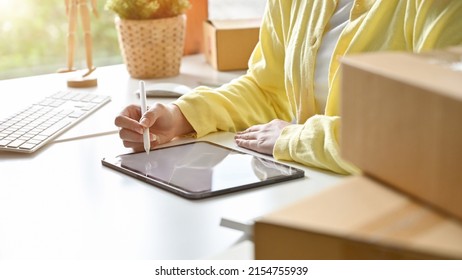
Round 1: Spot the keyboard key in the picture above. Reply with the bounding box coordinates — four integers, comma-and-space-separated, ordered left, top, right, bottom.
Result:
0, 139, 12, 146
19, 143, 37, 150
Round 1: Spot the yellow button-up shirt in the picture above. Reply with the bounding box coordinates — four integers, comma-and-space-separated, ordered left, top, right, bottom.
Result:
175, 0, 462, 174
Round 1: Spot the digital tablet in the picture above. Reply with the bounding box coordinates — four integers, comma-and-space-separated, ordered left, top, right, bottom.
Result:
101, 141, 305, 199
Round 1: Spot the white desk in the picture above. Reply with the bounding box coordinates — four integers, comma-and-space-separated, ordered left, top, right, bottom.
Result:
0, 55, 343, 259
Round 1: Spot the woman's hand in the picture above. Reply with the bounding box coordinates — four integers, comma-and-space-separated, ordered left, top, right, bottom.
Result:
114, 103, 193, 152
234, 119, 291, 155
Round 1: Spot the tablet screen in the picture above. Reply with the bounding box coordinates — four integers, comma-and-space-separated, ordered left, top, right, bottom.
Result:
102, 141, 304, 199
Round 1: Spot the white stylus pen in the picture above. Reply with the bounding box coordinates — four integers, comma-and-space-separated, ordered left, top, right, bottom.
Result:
139, 80, 150, 154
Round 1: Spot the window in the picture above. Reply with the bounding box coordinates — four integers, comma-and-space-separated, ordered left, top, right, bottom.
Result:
0, 0, 266, 80
0, 0, 121, 80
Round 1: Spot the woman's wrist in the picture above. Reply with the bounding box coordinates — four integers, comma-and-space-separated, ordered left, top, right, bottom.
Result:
170, 104, 194, 136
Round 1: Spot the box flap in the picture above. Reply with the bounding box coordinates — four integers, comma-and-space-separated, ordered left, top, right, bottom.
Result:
341, 51, 462, 102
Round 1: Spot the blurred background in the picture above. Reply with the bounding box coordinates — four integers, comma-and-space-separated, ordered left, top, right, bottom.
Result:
0, 0, 266, 80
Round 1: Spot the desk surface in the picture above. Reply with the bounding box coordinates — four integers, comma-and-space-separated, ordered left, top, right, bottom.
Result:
0, 55, 343, 259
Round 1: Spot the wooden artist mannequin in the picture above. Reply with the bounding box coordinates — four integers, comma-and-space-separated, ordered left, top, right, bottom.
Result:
60, 0, 99, 87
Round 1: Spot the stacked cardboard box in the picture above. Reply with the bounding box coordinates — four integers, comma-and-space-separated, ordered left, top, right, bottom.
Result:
254, 48, 462, 259
203, 19, 261, 71
340, 49, 462, 220
254, 176, 462, 259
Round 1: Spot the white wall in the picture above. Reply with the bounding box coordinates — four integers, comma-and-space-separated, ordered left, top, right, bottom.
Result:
208, 0, 267, 19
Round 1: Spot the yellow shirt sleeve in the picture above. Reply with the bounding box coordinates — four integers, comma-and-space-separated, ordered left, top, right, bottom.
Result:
174, 0, 292, 138
273, 116, 360, 175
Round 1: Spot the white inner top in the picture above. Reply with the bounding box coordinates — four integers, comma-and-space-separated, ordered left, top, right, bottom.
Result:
314, 0, 354, 113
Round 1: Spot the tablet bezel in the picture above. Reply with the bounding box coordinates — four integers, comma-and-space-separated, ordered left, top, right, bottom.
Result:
101, 141, 305, 199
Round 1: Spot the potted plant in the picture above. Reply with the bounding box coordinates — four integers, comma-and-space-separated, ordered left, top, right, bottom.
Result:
105, 0, 191, 78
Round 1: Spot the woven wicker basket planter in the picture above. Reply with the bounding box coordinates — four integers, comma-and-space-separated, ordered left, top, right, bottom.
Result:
115, 15, 186, 79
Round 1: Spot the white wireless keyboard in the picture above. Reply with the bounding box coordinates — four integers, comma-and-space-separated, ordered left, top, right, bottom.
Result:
0, 90, 111, 153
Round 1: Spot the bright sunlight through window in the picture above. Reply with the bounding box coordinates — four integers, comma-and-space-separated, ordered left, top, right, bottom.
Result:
0, 0, 121, 80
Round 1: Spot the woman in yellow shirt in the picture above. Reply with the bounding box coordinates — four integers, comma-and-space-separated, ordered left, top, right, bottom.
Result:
115, 0, 462, 174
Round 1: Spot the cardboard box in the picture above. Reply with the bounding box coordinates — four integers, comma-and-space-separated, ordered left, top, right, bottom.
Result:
203, 19, 261, 71
254, 176, 462, 259
340, 50, 462, 220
